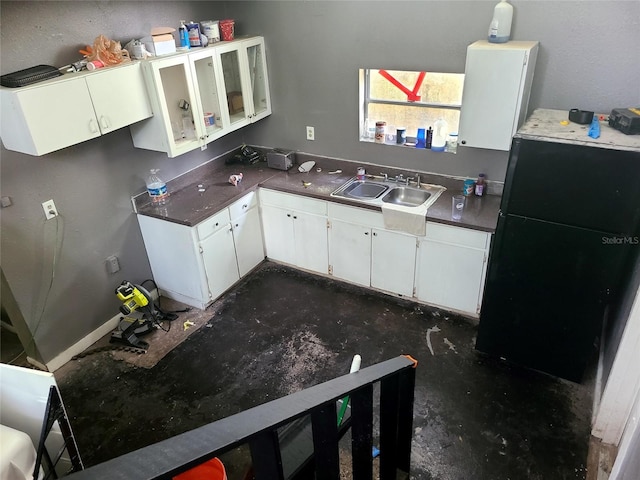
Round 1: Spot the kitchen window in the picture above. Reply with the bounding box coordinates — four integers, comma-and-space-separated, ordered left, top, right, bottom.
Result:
359, 69, 464, 145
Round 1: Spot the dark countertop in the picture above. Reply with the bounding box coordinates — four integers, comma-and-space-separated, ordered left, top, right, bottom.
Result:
134, 152, 501, 233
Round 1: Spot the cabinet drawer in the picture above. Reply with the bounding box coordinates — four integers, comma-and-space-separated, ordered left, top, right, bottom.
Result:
260, 189, 326, 215
196, 209, 231, 240
229, 191, 258, 219
328, 203, 384, 229
426, 222, 490, 249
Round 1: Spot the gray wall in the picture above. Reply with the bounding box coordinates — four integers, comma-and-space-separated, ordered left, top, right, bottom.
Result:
228, 0, 640, 179
1, 0, 639, 364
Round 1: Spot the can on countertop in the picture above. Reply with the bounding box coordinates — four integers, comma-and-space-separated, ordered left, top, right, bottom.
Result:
463, 179, 475, 196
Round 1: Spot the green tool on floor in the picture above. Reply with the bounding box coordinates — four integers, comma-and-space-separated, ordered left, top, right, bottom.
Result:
337, 354, 361, 426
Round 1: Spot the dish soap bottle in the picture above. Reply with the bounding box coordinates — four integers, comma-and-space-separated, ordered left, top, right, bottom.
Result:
178, 20, 190, 50
488, 0, 513, 44
147, 169, 169, 205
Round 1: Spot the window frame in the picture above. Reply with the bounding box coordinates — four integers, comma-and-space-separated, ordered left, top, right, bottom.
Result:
359, 68, 464, 143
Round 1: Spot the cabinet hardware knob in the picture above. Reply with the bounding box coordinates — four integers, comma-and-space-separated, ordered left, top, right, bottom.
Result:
293, 216, 297, 219
287, 213, 291, 217
243, 204, 248, 208
89, 119, 98, 133
235, 223, 239, 227
100, 116, 109, 129
365, 232, 369, 235
373, 232, 377, 236
215, 222, 219, 226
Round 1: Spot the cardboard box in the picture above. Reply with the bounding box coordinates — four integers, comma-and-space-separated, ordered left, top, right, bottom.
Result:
142, 27, 176, 56
227, 91, 244, 115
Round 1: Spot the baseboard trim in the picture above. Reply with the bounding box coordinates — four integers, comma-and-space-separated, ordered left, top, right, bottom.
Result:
46, 313, 121, 372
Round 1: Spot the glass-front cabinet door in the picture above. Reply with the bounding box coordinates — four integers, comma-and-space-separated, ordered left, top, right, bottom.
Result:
244, 36, 271, 122
217, 37, 271, 132
188, 48, 230, 143
131, 54, 202, 158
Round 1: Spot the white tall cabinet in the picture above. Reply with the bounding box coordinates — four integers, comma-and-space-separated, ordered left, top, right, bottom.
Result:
458, 40, 539, 151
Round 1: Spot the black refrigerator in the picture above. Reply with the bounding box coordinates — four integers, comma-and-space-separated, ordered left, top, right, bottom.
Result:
476, 131, 640, 383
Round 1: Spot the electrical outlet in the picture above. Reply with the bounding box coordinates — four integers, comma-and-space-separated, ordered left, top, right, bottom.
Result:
306, 126, 315, 141
42, 199, 58, 220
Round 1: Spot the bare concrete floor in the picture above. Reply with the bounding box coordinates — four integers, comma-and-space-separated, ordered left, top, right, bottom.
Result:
55, 262, 593, 479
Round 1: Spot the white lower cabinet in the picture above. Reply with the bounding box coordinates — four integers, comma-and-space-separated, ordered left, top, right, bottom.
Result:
328, 204, 417, 297
232, 206, 264, 277
370, 229, 416, 297
137, 191, 264, 309
415, 222, 491, 316
200, 221, 240, 302
138, 187, 490, 315
260, 190, 328, 274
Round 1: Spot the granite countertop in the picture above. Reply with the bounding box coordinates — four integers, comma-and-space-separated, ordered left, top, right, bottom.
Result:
134, 152, 501, 233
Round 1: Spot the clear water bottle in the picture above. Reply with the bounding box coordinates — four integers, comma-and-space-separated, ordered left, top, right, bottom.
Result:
147, 169, 168, 205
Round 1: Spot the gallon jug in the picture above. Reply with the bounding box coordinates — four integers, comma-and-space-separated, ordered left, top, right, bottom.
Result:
488, 0, 513, 43
431, 118, 448, 152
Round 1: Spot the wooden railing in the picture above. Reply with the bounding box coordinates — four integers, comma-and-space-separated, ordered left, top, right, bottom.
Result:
66, 355, 418, 480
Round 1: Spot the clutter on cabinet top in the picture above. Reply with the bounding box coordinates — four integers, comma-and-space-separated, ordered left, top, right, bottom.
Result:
85, 34, 131, 68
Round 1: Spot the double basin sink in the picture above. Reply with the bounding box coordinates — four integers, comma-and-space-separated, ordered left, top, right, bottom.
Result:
330, 176, 445, 209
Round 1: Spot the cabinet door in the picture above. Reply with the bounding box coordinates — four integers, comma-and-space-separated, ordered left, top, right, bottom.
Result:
131, 56, 203, 157
459, 41, 537, 151
232, 207, 265, 277
200, 225, 240, 302
242, 37, 271, 122
370, 229, 416, 297
1, 77, 100, 155
188, 49, 231, 143
415, 239, 487, 315
218, 42, 251, 130
261, 204, 296, 264
329, 219, 371, 287
85, 63, 152, 134
293, 212, 329, 274
137, 215, 209, 308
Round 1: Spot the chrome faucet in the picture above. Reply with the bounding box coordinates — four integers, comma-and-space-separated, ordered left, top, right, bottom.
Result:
416, 174, 421, 188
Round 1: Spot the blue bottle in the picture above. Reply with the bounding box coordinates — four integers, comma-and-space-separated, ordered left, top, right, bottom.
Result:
179, 20, 190, 49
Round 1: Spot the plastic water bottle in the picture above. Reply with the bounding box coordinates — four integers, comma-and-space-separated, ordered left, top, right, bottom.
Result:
488, 0, 513, 43
147, 169, 168, 205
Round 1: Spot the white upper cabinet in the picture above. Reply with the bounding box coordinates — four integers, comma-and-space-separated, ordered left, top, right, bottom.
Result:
458, 40, 539, 151
130, 36, 271, 158
0, 62, 152, 156
217, 36, 272, 128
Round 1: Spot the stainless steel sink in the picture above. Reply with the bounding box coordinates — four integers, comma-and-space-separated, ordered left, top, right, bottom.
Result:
382, 187, 431, 207
330, 176, 445, 209
340, 180, 389, 199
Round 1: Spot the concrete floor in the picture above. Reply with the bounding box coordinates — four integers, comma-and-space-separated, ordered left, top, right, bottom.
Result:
54, 262, 592, 479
